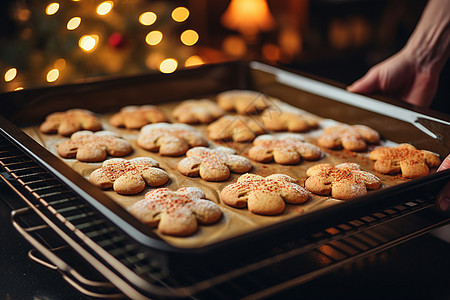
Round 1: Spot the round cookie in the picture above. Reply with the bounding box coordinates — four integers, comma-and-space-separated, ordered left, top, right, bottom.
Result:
318, 124, 380, 151
217, 90, 274, 114
128, 187, 223, 236
207, 115, 265, 142
172, 99, 224, 124
40, 109, 102, 136
220, 173, 309, 215
137, 123, 208, 156
177, 146, 252, 181
248, 134, 323, 164
89, 157, 169, 195
57, 130, 132, 162
109, 105, 168, 129
305, 163, 381, 200
369, 143, 440, 178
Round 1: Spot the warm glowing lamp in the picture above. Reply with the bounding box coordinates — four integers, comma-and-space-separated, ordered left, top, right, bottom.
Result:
221, 0, 275, 38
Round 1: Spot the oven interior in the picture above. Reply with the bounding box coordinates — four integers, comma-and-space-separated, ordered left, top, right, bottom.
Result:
0, 61, 449, 299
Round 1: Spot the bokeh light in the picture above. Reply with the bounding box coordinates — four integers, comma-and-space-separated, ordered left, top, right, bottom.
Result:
67, 17, 81, 30
180, 30, 199, 46
139, 12, 157, 26
45, 3, 60, 15
46, 69, 60, 82
159, 58, 178, 73
79, 35, 99, 52
171, 7, 189, 22
4, 68, 17, 82
145, 31, 163, 46
97, 1, 113, 16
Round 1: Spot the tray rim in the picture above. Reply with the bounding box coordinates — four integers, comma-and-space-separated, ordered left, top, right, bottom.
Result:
1, 60, 449, 255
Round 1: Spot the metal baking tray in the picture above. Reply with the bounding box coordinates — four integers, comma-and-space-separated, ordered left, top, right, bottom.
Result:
1, 60, 449, 261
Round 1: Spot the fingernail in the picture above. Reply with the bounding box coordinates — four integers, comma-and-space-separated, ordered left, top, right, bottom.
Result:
439, 197, 449, 211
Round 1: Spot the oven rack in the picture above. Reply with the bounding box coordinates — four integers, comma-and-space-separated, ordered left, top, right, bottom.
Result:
1, 131, 449, 299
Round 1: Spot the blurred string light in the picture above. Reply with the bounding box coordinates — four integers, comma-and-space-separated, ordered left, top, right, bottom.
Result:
4, 68, 17, 82
67, 17, 81, 30
46, 69, 60, 82
171, 7, 189, 22
14, 87, 24, 91
139, 12, 157, 26
180, 30, 198, 46
46, 3, 60, 15
159, 58, 177, 73
97, 1, 114, 16
185, 55, 203, 67
145, 31, 163, 46
79, 35, 99, 52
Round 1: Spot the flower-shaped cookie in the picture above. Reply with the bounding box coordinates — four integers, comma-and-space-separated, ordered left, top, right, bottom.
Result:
177, 147, 252, 181
318, 124, 380, 151
137, 123, 208, 156
220, 173, 309, 215
217, 90, 274, 114
305, 163, 381, 200
40, 109, 102, 136
89, 157, 169, 195
57, 131, 132, 162
248, 134, 323, 164
109, 105, 168, 129
369, 143, 440, 178
128, 187, 222, 236
261, 107, 319, 132
207, 115, 265, 142
172, 99, 225, 124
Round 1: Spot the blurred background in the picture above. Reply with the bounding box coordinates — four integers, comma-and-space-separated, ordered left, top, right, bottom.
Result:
0, 0, 448, 113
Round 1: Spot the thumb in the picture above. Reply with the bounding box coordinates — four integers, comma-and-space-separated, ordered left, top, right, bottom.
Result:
347, 70, 380, 94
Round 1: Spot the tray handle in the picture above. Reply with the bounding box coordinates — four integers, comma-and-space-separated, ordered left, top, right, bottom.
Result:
11, 206, 125, 299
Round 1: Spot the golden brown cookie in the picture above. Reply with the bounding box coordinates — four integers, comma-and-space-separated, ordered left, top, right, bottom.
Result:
40, 109, 102, 136
109, 105, 168, 129
318, 124, 380, 151
220, 173, 309, 215
57, 131, 132, 162
172, 99, 225, 124
207, 115, 265, 142
248, 134, 323, 164
177, 146, 252, 181
261, 106, 319, 132
305, 163, 381, 200
137, 123, 208, 156
128, 187, 222, 236
89, 157, 169, 195
217, 90, 274, 114
369, 143, 440, 178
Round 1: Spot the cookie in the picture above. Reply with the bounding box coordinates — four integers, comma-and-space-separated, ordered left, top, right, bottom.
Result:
220, 173, 309, 215
217, 90, 274, 114
137, 123, 208, 156
248, 134, 323, 164
40, 109, 102, 136
305, 163, 381, 200
177, 146, 252, 181
318, 124, 380, 151
369, 143, 440, 178
261, 106, 319, 132
172, 99, 225, 124
57, 130, 132, 162
128, 187, 222, 236
89, 157, 169, 195
207, 115, 265, 142
109, 105, 168, 129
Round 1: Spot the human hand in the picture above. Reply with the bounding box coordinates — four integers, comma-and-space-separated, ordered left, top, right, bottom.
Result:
436, 154, 450, 211
347, 50, 440, 108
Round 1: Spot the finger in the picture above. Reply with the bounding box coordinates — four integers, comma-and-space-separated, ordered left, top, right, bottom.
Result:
437, 154, 450, 172
435, 181, 450, 212
347, 70, 380, 94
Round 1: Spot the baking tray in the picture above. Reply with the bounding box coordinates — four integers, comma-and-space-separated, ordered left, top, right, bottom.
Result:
1, 60, 449, 259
